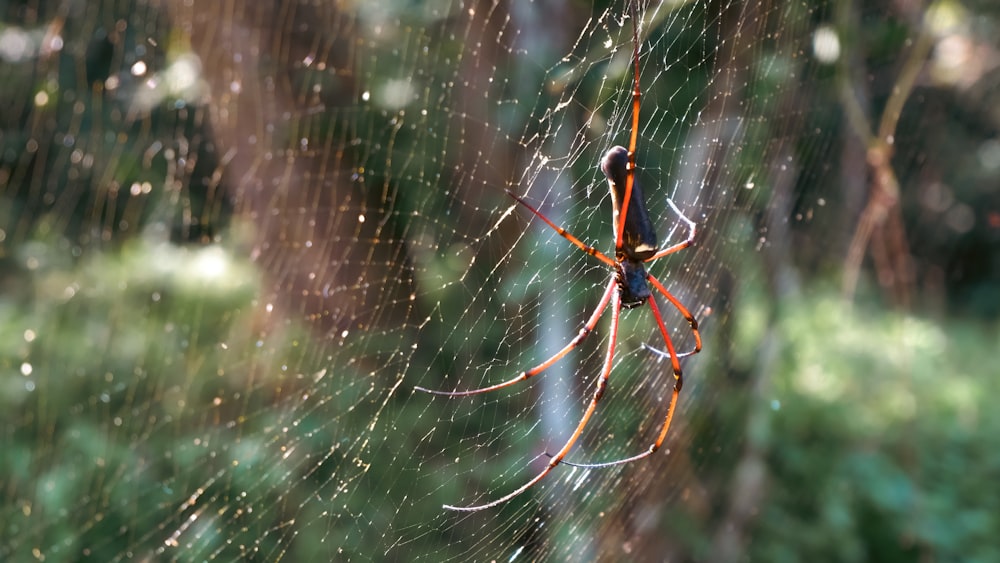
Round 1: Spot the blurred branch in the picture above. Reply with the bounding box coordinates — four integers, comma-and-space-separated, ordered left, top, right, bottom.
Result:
710, 322, 777, 563
839, 0, 936, 307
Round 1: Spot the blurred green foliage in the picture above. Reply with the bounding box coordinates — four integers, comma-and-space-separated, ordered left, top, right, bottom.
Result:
2, 233, 997, 560
747, 292, 1000, 562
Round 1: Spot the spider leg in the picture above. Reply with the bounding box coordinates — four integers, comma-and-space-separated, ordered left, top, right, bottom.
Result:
505, 191, 616, 268
643, 273, 701, 358
615, 0, 643, 251
441, 289, 623, 511
416, 278, 615, 396
558, 294, 681, 469
646, 199, 696, 261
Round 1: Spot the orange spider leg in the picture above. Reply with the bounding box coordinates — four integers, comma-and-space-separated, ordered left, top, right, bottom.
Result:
647, 274, 701, 358
615, 0, 643, 251
442, 289, 623, 511
647, 199, 696, 261
560, 293, 682, 469
414, 279, 616, 397
504, 191, 616, 268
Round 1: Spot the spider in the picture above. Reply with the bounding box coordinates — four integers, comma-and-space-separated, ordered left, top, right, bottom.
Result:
415, 0, 701, 512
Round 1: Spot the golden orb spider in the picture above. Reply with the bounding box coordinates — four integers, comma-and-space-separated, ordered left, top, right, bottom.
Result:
416, 0, 702, 512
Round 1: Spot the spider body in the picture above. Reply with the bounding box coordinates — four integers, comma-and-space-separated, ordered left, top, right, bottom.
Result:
416, 0, 703, 512
603, 145, 657, 309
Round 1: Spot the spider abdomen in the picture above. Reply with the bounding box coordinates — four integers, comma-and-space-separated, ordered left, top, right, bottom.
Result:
601, 145, 658, 261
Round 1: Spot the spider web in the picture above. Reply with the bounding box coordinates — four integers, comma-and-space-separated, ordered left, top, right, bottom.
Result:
2, 0, 998, 561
